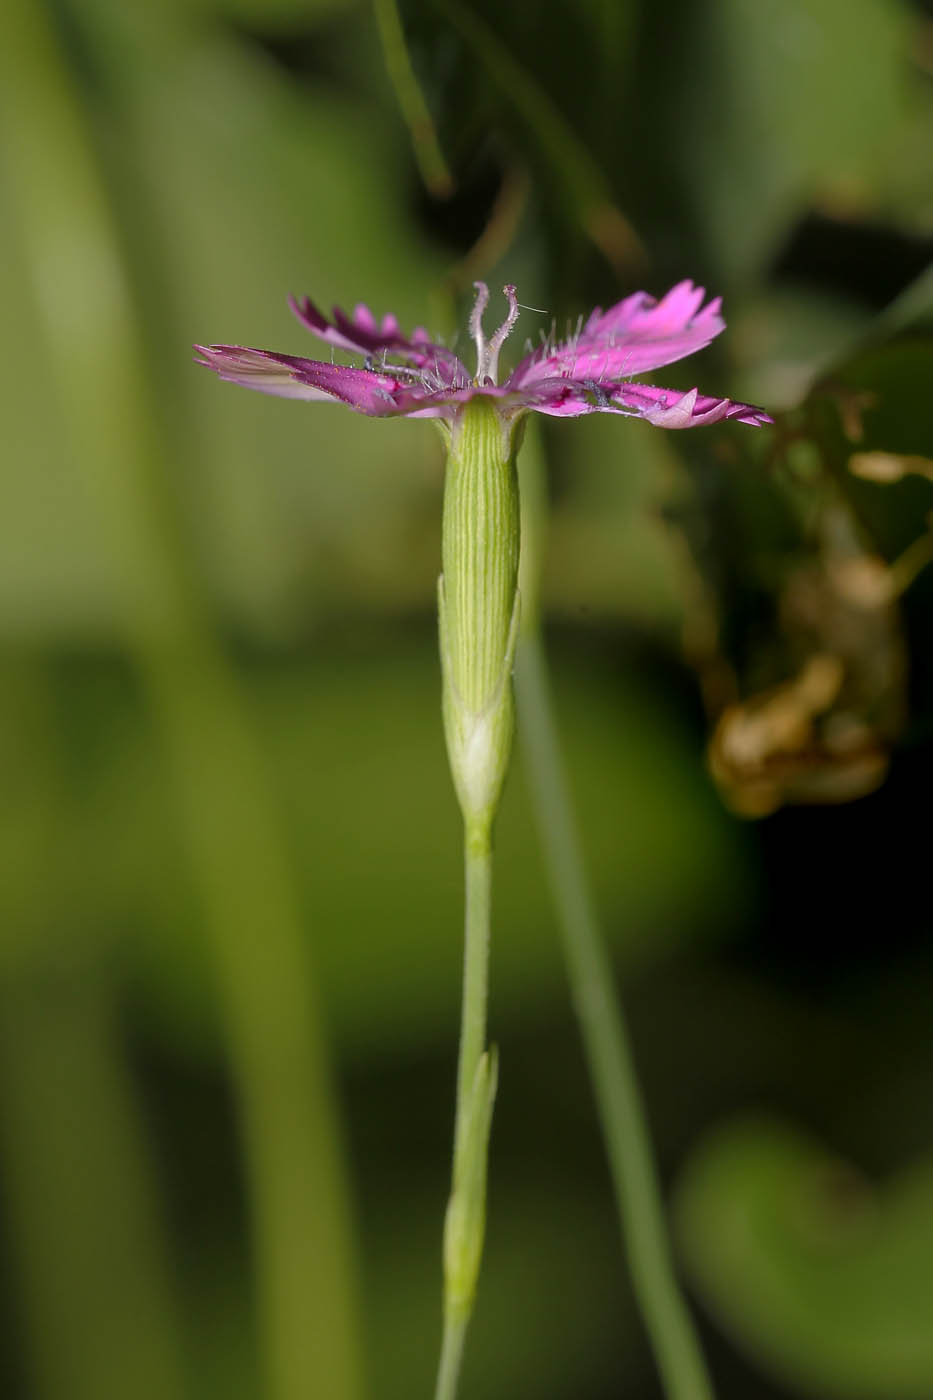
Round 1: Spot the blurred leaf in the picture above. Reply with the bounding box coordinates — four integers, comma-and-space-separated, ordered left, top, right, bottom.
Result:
0, 978, 186, 1400
129, 33, 450, 635
263, 640, 751, 1053
818, 338, 933, 532
674, 1117, 933, 1399
0, 209, 124, 636
810, 337, 933, 583
729, 287, 874, 412
808, 336, 933, 725
426, 0, 645, 275
868, 43, 933, 236
876, 263, 933, 338
0, 12, 449, 641
540, 413, 689, 628
31, 641, 750, 1057
203, 0, 354, 27
672, 0, 910, 282
84, 0, 355, 45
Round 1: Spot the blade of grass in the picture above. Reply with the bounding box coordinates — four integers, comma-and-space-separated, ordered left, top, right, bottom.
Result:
0, 659, 187, 1400
515, 422, 715, 1400
373, 0, 454, 197
426, 0, 646, 276
0, 978, 188, 1400
0, 6, 365, 1400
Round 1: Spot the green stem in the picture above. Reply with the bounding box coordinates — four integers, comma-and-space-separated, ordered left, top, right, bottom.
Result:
372, 0, 453, 198
435, 397, 517, 1400
433, 1312, 467, 1400
454, 825, 493, 1166
433, 821, 494, 1400
515, 431, 714, 1400
426, 0, 645, 275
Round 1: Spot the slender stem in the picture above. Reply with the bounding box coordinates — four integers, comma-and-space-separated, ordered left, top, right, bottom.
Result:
426, 0, 645, 275
435, 397, 517, 1400
434, 822, 492, 1400
515, 431, 714, 1400
454, 824, 493, 1164
433, 1305, 468, 1400
372, 0, 453, 198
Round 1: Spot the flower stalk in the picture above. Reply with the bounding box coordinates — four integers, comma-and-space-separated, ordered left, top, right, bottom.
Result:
440, 398, 521, 825
197, 275, 770, 1400
434, 394, 522, 1400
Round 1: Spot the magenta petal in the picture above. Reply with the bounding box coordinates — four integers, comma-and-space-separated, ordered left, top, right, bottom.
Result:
613, 381, 773, 428
509, 279, 728, 386
352, 303, 378, 333
289, 296, 382, 355
510, 379, 598, 417
195, 345, 447, 416
618, 281, 716, 336
508, 374, 771, 427
583, 279, 724, 355
198, 281, 772, 433
194, 345, 348, 400
288, 295, 469, 385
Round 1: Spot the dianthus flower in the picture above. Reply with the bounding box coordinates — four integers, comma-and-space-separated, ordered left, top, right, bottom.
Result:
196, 278, 770, 1400
195, 279, 771, 433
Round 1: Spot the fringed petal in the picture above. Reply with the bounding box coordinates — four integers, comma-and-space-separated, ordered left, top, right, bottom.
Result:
288, 296, 469, 386
513, 374, 771, 427
195, 345, 451, 416
613, 381, 773, 428
509, 280, 727, 386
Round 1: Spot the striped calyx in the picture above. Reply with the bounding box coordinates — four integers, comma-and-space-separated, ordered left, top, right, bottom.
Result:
439, 396, 521, 827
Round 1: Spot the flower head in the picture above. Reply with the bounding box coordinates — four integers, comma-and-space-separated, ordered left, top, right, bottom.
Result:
195, 280, 771, 432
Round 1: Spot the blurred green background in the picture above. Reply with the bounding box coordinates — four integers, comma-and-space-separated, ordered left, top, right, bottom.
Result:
1, 0, 932, 1397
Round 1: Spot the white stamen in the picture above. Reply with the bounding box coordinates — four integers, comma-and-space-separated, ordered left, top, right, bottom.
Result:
469, 283, 521, 385
484, 284, 519, 384
469, 282, 490, 382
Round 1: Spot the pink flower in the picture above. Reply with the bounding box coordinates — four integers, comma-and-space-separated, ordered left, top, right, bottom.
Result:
195, 280, 771, 430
